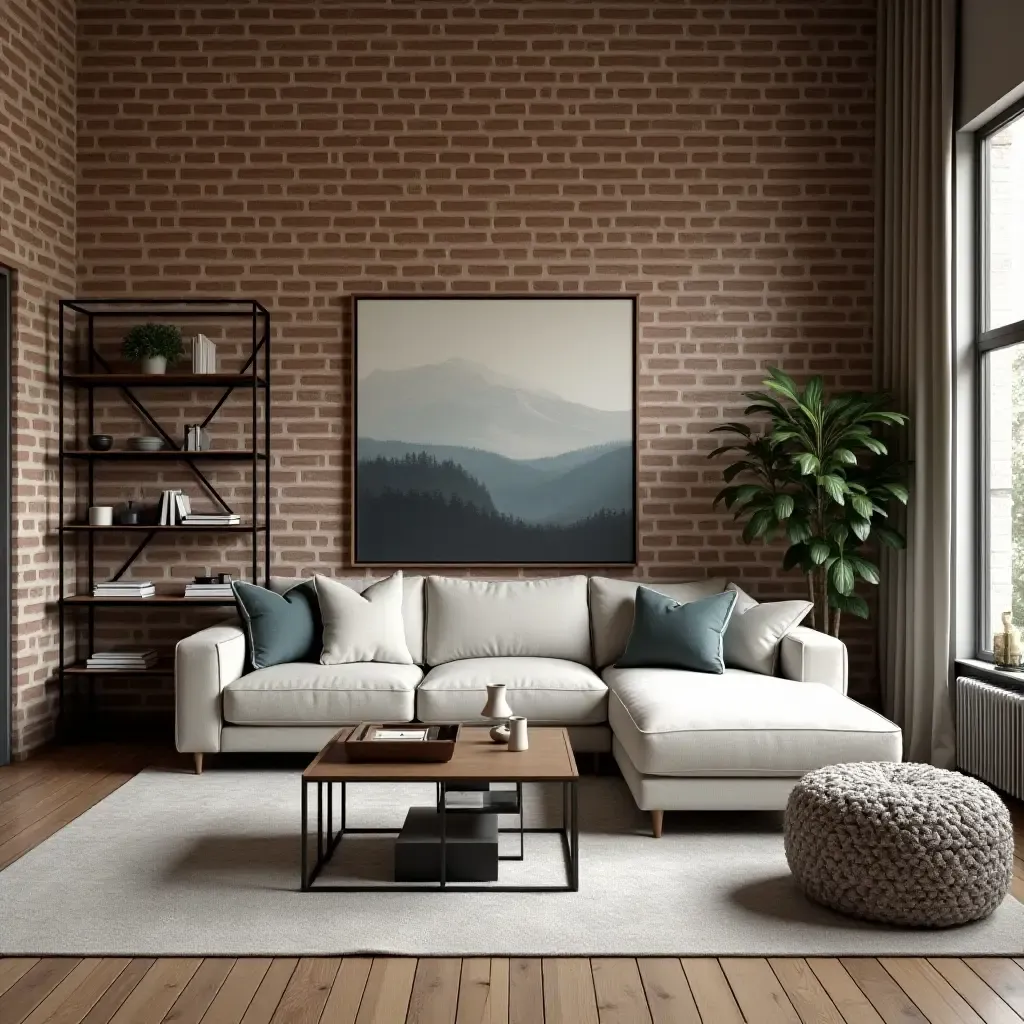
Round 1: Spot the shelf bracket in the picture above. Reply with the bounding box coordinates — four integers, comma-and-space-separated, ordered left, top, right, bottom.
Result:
110, 530, 157, 582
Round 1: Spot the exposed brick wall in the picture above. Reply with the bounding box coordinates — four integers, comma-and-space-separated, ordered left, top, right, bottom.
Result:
1, 0, 77, 756
74, 0, 879, 712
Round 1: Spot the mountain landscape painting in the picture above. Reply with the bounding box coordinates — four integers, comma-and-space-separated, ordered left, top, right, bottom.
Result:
353, 296, 636, 564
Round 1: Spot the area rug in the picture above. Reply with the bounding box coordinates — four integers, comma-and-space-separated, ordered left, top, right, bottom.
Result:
1, 768, 1022, 956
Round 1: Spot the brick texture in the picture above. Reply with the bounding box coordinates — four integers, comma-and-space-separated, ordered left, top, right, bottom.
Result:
1, 0, 77, 756
70, 0, 878, 726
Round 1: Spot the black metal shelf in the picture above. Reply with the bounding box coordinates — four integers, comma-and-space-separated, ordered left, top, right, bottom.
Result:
64, 372, 268, 389
61, 595, 238, 606
57, 295, 272, 736
62, 449, 266, 461
61, 523, 265, 533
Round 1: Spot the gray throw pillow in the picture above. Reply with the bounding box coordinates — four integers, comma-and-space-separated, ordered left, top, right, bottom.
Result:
723, 583, 812, 675
617, 587, 738, 673
232, 580, 321, 670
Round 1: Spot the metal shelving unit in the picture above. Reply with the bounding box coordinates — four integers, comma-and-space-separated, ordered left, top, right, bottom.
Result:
57, 298, 271, 730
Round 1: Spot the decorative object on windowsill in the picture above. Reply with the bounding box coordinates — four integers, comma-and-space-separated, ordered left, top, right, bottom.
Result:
129, 436, 164, 452
508, 715, 529, 752
481, 682, 513, 743
121, 322, 184, 375
88, 506, 113, 527
184, 424, 212, 451
992, 610, 1023, 669
87, 433, 113, 451
116, 500, 140, 526
709, 367, 910, 638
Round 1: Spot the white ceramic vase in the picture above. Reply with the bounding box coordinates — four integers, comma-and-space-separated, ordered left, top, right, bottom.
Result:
141, 355, 167, 375
481, 683, 513, 720
508, 716, 528, 752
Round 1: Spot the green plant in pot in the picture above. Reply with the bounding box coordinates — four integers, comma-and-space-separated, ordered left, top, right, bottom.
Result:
122, 323, 184, 375
709, 368, 910, 637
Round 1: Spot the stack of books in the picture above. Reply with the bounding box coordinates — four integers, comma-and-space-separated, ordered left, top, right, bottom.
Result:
189, 333, 218, 373
181, 512, 242, 527
159, 490, 191, 526
86, 648, 158, 671
185, 580, 235, 599
92, 580, 155, 599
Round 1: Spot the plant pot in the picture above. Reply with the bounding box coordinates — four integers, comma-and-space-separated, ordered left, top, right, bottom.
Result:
141, 355, 167, 375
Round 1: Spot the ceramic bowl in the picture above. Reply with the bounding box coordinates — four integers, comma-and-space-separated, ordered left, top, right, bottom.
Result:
88, 434, 113, 451
129, 436, 164, 451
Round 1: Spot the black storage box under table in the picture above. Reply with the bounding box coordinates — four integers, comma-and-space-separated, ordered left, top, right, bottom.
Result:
394, 806, 499, 883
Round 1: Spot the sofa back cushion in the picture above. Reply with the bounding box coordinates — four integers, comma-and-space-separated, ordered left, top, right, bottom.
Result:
271, 574, 425, 664
589, 576, 728, 668
425, 575, 591, 665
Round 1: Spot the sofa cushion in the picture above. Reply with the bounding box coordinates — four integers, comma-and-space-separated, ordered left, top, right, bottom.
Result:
618, 588, 737, 673
589, 576, 727, 668
424, 576, 591, 665
315, 571, 412, 665
271, 574, 424, 664
223, 663, 422, 726
416, 657, 607, 725
723, 583, 812, 675
604, 666, 902, 777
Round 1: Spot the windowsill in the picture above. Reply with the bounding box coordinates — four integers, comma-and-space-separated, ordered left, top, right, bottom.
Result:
955, 658, 1024, 692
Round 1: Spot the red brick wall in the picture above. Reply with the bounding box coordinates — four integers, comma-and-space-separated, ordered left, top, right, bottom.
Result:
74, 0, 879, 714
1, 0, 77, 756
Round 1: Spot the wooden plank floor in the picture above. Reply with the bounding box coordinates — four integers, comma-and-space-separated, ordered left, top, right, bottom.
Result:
1, 746, 1022, 1024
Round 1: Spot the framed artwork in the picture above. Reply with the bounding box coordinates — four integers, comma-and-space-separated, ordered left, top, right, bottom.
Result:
351, 295, 637, 566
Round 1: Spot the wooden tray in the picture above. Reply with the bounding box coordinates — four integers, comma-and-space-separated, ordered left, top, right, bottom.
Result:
344, 723, 461, 763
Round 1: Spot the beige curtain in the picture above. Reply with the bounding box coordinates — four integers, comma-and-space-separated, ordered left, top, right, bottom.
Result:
875, 0, 957, 767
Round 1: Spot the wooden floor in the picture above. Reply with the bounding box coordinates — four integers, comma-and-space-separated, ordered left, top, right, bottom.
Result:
1, 746, 1023, 1024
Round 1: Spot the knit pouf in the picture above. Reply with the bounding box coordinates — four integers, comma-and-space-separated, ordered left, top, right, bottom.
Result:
784, 762, 1014, 927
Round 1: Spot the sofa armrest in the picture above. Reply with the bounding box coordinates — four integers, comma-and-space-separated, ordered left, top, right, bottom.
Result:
175, 621, 247, 754
779, 626, 848, 694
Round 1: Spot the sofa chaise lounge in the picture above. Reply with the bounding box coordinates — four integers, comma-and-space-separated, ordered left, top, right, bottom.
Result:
175, 574, 902, 834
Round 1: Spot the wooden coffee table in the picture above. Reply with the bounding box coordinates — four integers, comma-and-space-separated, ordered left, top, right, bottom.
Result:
300, 726, 579, 892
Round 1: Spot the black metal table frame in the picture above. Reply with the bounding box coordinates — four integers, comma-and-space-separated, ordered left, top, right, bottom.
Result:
300, 778, 579, 893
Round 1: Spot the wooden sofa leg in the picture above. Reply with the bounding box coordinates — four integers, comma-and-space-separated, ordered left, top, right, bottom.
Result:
194, 753, 204, 775
651, 809, 663, 838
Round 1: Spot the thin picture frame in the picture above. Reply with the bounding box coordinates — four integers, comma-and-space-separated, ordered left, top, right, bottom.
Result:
349, 293, 639, 568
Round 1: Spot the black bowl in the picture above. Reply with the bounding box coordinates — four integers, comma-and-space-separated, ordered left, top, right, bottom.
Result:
88, 434, 113, 451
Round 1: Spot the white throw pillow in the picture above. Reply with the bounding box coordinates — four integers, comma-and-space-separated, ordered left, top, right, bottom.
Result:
723, 583, 812, 675
315, 571, 413, 665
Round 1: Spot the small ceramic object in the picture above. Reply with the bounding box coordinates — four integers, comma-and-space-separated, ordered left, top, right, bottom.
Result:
481, 682, 513, 720
88, 434, 113, 451
116, 500, 140, 526
489, 724, 510, 744
508, 716, 528, 752
88, 506, 113, 527
141, 355, 167, 375
129, 436, 164, 452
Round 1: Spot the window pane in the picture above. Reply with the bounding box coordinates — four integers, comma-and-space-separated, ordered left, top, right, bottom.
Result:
986, 114, 1024, 331
986, 343, 1024, 642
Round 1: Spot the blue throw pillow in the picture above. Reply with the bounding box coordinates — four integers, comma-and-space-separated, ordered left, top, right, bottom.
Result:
232, 580, 322, 670
617, 587, 738, 673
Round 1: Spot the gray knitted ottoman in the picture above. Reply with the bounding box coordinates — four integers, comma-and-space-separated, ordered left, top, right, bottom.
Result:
784, 762, 1014, 927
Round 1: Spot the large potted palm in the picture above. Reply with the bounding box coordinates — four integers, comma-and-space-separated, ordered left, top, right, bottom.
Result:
709, 368, 909, 637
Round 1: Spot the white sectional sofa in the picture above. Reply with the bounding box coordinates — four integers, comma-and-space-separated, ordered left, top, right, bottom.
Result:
175, 574, 902, 834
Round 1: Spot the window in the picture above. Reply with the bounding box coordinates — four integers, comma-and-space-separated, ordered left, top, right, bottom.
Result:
981, 105, 1024, 652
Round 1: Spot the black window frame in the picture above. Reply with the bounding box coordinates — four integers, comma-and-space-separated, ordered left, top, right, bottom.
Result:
976, 95, 1024, 658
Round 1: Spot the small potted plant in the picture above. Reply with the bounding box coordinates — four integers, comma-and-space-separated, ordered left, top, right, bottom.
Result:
122, 323, 184, 375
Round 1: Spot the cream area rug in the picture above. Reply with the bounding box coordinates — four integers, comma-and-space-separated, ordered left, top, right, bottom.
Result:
1, 769, 1022, 956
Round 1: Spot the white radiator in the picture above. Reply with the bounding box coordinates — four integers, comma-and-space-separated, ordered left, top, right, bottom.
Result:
956, 675, 1024, 800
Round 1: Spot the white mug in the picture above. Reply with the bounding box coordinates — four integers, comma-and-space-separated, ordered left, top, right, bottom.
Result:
88, 506, 113, 526
508, 716, 529, 752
